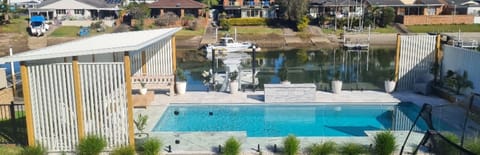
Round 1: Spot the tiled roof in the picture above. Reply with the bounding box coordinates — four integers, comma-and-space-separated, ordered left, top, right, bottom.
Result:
367, 0, 443, 6
149, 0, 207, 8
37, 0, 118, 8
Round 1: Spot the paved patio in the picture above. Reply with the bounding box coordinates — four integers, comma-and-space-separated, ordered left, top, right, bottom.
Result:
134, 90, 463, 155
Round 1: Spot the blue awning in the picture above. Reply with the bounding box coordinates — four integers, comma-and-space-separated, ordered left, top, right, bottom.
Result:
30, 16, 45, 22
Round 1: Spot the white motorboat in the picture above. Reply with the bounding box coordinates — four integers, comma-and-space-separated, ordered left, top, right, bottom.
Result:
205, 34, 260, 53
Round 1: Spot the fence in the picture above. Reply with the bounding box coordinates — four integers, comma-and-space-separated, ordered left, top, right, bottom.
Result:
0, 101, 27, 145
442, 45, 480, 93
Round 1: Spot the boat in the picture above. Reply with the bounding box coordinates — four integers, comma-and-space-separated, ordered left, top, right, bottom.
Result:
205, 34, 260, 53
29, 16, 49, 37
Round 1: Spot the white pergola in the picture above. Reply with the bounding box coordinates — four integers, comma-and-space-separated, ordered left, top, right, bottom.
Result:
0, 27, 181, 152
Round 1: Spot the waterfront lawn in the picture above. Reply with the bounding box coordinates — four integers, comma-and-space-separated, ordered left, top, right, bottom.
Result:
176, 29, 205, 36
0, 16, 29, 35
322, 28, 344, 35
371, 26, 397, 33
407, 24, 480, 33
50, 26, 80, 37
229, 26, 283, 35
50, 26, 113, 37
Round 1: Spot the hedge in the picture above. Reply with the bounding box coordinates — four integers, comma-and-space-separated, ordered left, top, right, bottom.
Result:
227, 18, 267, 26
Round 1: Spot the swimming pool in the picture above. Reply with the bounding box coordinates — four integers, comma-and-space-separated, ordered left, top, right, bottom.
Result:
153, 104, 398, 137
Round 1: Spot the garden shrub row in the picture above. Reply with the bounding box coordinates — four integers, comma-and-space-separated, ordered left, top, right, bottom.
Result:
226, 18, 267, 26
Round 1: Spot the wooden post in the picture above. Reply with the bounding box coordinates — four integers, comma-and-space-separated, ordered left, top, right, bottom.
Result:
124, 52, 135, 147
172, 36, 177, 72
141, 52, 147, 74
434, 34, 441, 82
20, 61, 35, 146
394, 33, 401, 81
72, 56, 85, 139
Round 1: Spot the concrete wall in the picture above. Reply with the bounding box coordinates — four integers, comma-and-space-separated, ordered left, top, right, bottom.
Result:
402, 15, 474, 25
442, 45, 480, 94
264, 84, 316, 103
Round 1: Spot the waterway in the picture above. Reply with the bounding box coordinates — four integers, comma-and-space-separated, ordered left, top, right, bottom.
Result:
177, 48, 396, 91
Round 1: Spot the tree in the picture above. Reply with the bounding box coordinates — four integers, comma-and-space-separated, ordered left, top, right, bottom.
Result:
276, 0, 308, 22
379, 7, 395, 27
199, 0, 218, 8
1, 0, 10, 24
125, 2, 150, 19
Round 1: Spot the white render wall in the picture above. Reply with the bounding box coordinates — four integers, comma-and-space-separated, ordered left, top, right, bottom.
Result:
442, 45, 480, 93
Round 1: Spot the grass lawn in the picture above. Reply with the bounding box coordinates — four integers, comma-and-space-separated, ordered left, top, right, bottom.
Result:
226, 26, 283, 35
50, 26, 80, 37
50, 26, 114, 37
0, 16, 29, 35
322, 28, 344, 35
407, 24, 480, 33
371, 26, 397, 33
176, 29, 205, 36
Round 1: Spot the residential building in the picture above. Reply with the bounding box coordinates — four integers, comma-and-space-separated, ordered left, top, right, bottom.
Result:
222, 0, 277, 18
309, 0, 364, 19
28, 0, 121, 20
149, 0, 207, 18
365, 0, 444, 16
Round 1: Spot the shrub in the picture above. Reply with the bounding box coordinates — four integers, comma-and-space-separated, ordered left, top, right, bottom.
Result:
0, 145, 23, 155
373, 131, 396, 155
21, 144, 46, 155
296, 15, 310, 32
278, 64, 288, 82
175, 68, 186, 81
111, 146, 135, 155
283, 134, 300, 155
134, 114, 148, 133
224, 137, 241, 155
307, 141, 336, 155
143, 138, 162, 155
339, 143, 366, 155
227, 18, 267, 26
220, 18, 231, 31
155, 12, 179, 26
465, 137, 480, 155
77, 135, 107, 155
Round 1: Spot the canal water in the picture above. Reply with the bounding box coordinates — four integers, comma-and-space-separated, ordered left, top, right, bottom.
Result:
177, 48, 396, 91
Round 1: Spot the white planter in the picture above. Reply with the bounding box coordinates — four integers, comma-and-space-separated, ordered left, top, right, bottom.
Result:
331, 80, 342, 94
281, 81, 291, 84
230, 81, 238, 94
176, 81, 187, 95
140, 88, 148, 95
384, 80, 396, 93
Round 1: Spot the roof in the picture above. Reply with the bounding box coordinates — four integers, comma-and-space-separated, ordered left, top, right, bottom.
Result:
149, 0, 207, 9
367, 0, 443, 6
36, 0, 119, 9
0, 28, 182, 63
310, 0, 360, 6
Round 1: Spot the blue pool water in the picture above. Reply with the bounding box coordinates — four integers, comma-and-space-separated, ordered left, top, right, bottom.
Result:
153, 104, 397, 137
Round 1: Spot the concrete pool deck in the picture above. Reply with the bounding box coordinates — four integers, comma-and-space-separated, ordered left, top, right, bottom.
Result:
134, 90, 454, 155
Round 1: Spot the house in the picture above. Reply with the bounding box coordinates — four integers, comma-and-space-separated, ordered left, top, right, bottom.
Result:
444, 0, 480, 15
309, 0, 364, 19
149, 0, 208, 18
222, 0, 277, 18
28, 0, 121, 21
9, 0, 42, 8
366, 0, 444, 16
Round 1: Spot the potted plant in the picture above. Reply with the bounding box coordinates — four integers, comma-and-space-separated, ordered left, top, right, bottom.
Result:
77, 135, 107, 155
229, 71, 239, 94
140, 82, 148, 95
134, 114, 149, 148
175, 68, 187, 95
373, 131, 396, 155
283, 135, 300, 155
278, 64, 290, 84
331, 70, 342, 94
224, 137, 241, 155
384, 70, 396, 93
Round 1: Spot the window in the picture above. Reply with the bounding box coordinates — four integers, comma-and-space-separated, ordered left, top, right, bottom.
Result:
427, 8, 435, 15
74, 9, 84, 15
56, 9, 66, 15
